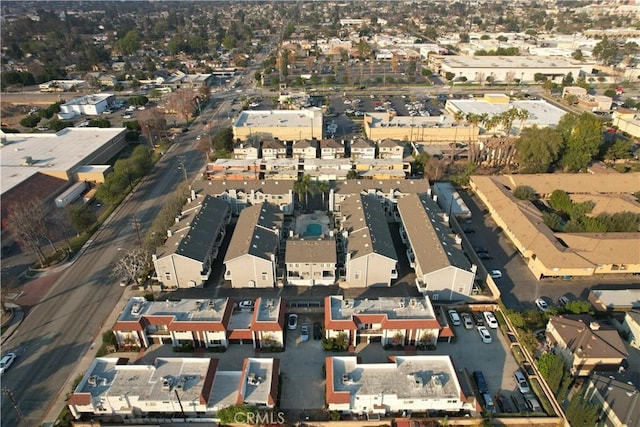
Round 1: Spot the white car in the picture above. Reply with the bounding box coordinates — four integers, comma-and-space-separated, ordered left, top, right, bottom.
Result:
477, 326, 492, 344
535, 298, 549, 312
490, 270, 502, 279
300, 323, 309, 342
448, 309, 461, 326
0, 353, 16, 374
238, 300, 254, 309
483, 311, 499, 329
288, 313, 298, 330
514, 370, 530, 394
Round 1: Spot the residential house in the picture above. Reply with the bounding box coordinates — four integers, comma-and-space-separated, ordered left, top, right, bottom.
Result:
324, 295, 443, 347
397, 193, 476, 300
338, 194, 398, 287
68, 357, 279, 420
377, 138, 404, 160
326, 355, 467, 415
224, 203, 283, 288
261, 138, 287, 160
285, 239, 336, 286
302, 159, 352, 181
152, 195, 231, 289
353, 158, 410, 180
292, 138, 319, 159
320, 138, 345, 159
205, 159, 261, 181
584, 371, 640, 427
233, 139, 260, 160
192, 180, 295, 215
350, 138, 376, 160
330, 179, 431, 214
262, 158, 300, 181
545, 315, 628, 377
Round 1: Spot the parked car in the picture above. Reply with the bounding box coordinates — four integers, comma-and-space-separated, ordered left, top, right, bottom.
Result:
238, 300, 254, 309
478, 252, 493, 260
514, 370, 530, 394
496, 394, 514, 413
490, 270, 502, 279
535, 297, 549, 312
473, 370, 489, 394
313, 322, 322, 340
300, 323, 309, 342
288, 313, 298, 330
477, 326, 492, 343
511, 394, 528, 412
474, 313, 485, 326
461, 313, 474, 329
483, 311, 499, 329
448, 309, 461, 326
0, 353, 16, 374
525, 395, 543, 413
482, 393, 495, 413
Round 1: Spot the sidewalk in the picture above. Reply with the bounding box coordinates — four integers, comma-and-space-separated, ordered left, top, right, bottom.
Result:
0, 303, 24, 346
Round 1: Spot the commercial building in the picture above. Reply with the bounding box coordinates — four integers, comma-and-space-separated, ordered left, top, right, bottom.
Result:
397, 193, 476, 300
431, 55, 583, 83
68, 357, 279, 420
338, 194, 398, 288
470, 174, 640, 279
545, 315, 627, 377
223, 203, 283, 288
112, 296, 285, 350
58, 93, 115, 118
326, 355, 466, 415
152, 195, 231, 289
363, 113, 478, 144
324, 295, 444, 347
233, 109, 323, 142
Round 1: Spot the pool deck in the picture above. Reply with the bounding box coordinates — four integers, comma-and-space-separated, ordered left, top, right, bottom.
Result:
294, 212, 331, 237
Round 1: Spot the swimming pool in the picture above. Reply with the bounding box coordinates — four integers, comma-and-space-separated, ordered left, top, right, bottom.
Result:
303, 223, 323, 237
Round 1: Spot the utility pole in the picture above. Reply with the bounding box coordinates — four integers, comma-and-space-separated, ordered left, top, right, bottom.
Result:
174, 389, 188, 422
178, 156, 189, 189
3, 388, 28, 426
130, 215, 142, 246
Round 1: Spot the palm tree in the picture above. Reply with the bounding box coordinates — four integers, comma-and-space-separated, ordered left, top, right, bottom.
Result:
293, 174, 316, 209
316, 181, 329, 210
516, 108, 530, 134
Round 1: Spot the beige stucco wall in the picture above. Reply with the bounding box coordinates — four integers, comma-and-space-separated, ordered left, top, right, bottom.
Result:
154, 254, 205, 289
345, 254, 396, 287
225, 255, 276, 288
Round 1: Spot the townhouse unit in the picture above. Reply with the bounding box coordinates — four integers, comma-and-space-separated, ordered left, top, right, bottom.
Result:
621, 309, 640, 350
224, 202, 283, 288
350, 137, 376, 159
329, 179, 431, 215
354, 158, 410, 180
205, 159, 260, 181
192, 180, 294, 215
233, 139, 260, 160
261, 138, 287, 160
262, 158, 300, 181
326, 355, 467, 416
285, 239, 336, 286
584, 371, 640, 427
152, 195, 231, 289
112, 296, 285, 350
302, 158, 352, 181
324, 295, 444, 347
397, 193, 476, 300
377, 138, 405, 160
338, 194, 398, 288
319, 138, 345, 159
545, 315, 627, 377
68, 357, 279, 420
292, 138, 319, 159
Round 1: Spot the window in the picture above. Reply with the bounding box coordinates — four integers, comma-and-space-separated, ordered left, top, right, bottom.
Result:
354, 271, 361, 280
261, 272, 268, 281
165, 272, 171, 280
432, 294, 439, 300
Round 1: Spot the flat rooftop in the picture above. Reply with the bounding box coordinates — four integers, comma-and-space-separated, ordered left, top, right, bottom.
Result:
445, 99, 567, 127
365, 112, 459, 129
242, 358, 275, 406
441, 55, 580, 69
331, 355, 460, 399
63, 93, 113, 106
228, 309, 254, 330
234, 109, 322, 128
209, 371, 242, 408
118, 297, 229, 322
255, 298, 281, 323
1, 128, 126, 194
78, 357, 211, 403
329, 295, 436, 321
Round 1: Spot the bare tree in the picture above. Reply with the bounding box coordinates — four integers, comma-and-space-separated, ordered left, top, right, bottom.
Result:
505, 71, 516, 86
112, 247, 151, 284
138, 108, 167, 149
6, 199, 49, 266
165, 90, 196, 124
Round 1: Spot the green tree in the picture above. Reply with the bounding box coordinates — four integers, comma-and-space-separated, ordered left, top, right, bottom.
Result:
593, 37, 619, 65
595, 212, 640, 232
20, 115, 41, 128
217, 405, 259, 424
565, 300, 594, 315
562, 72, 574, 87
549, 189, 573, 214
543, 212, 563, 231
293, 174, 316, 208
66, 204, 97, 234
571, 49, 584, 61
565, 394, 599, 427
515, 127, 564, 173
212, 127, 234, 152
536, 352, 565, 393
605, 139, 632, 160
513, 185, 536, 201
87, 118, 111, 128
557, 113, 603, 172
